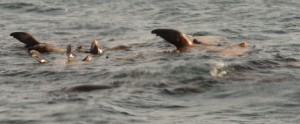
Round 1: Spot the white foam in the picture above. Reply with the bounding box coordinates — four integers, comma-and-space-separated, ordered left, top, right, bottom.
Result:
209, 61, 227, 77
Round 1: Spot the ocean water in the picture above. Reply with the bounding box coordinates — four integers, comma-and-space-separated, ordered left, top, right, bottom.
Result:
0, 0, 300, 123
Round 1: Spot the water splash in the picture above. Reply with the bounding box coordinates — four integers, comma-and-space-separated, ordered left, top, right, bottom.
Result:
209, 61, 228, 77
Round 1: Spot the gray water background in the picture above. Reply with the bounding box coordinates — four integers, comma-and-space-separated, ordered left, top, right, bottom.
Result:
0, 0, 300, 123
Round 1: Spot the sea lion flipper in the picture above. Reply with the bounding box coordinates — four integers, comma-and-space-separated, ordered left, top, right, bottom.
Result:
66, 45, 75, 59
151, 29, 193, 50
90, 40, 103, 55
10, 32, 41, 47
66, 44, 72, 54
28, 50, 48, 63
27, 43, 65, 53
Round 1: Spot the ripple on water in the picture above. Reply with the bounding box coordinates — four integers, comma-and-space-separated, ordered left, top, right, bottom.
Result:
0, 2, 65, 15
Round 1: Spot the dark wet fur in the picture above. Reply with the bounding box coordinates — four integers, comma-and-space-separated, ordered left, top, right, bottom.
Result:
10, 32, 41, 47
151, 29, 191, 50
69, 85, 112, 92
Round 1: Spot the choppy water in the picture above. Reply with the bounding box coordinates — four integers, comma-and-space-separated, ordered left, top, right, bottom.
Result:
0, 0, 300, 123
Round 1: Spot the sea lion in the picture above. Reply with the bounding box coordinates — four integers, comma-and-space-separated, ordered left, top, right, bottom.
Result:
152, 29, 251, 58
10, 32, 65, 53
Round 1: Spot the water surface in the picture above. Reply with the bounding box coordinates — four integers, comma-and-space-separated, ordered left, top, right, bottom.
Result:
0, 0, 300, 123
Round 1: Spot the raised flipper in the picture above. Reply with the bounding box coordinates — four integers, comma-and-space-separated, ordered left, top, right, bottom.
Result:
10, 32, 41, 47
28, 50, 48, 64
90, 40, 104, 54
27, 43, 65, 53
66, 45, 76, 61
151, 29, 193, 51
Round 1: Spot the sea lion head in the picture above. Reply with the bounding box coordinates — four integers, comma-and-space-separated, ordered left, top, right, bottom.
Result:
90, 40, 103, 54
10, 32, 41, 47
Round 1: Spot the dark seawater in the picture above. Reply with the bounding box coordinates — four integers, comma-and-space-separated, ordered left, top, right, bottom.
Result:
0, 0, 300, 123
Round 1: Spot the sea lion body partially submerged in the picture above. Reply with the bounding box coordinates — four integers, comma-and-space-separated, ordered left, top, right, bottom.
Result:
152, 29, 251, 58
10, 32, 65, 53
76, 40, 104, 55
151, 29, 193, 51
27, 45, 92, 64
82, 55, 93, 61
